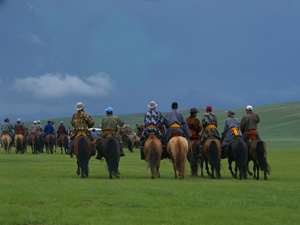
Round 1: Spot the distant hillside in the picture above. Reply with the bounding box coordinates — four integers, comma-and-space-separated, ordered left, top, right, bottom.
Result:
23, 102, 300, 148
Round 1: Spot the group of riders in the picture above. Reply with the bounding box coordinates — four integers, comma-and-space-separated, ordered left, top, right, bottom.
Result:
1, 117, 72, 152
1, 100, 261, 160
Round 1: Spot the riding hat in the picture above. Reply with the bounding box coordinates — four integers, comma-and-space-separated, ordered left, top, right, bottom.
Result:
147, 101, 158, 109
246, 105, 253, 111
17, 118, 21, 122
171, 102, 178, 109
76, 102, 85, 111
190, 108, 199, 114
226, 109, 235, 115
34, 120, 37, 124
105, 107, 113, 113
206, 105, 212, 111
60, 121, 63, 124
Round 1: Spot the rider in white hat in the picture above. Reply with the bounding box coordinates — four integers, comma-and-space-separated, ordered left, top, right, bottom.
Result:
240, 105, 261, 142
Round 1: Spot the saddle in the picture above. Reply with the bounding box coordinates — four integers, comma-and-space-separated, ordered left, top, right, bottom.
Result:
75, 130, 87, 138
248, 134, 256, 143
171, 131, 179, 137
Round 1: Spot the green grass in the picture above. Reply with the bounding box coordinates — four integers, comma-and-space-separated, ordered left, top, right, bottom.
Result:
0, 147, 299, 225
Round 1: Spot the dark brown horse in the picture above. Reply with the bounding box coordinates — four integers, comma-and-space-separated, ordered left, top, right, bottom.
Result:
227, 138, 248, 179
29, 134, 39, 154
167, 135, 189, 179
247, 139, 270, 180
44, 134, 55, 154
58, 134, 69, 154
97, 134, 121, 179
202, 138, 222, 179
15, 134, 25, 154
144, 133, 163, 179
73, 134, 92, 178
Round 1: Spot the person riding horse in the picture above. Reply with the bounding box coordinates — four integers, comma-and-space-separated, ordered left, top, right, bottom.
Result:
139, 101, 165, 160
29, 121, 39, 139
95, 106, 125, 160
221, 109, 243, 158
43, 121, 54, 139
164, 102, 192, 158
240, 105, 261, 142
1, 118, 14, 145
14, 118, 25, 150
186, 108, 202, 140
68, 102, 95, 155
198, 106, 221, 158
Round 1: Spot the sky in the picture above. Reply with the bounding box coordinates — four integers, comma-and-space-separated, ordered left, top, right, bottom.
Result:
0, 0, 299, 122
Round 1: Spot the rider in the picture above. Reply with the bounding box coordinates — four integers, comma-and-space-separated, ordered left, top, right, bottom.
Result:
164, 102, 191, 157
240, 105, 261, 142
57, 121, 68, 139
29, 121, 40, 140
95, 107, 125, 160
139, 101, 165, 160
43, 121, 54, 139
14, 118, 25, 141
198, 106, 221, 158
37, 120, 43, 133
68, 102, 95, 155
1, 118, 14, 145
186, 108, 202, 140
221, 109, 243, 158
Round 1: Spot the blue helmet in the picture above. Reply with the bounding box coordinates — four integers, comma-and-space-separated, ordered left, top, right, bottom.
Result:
105, 107, 113, 113
60, 121, 63, 124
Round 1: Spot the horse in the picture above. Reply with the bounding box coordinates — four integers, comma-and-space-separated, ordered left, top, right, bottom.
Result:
98, 134, 121, 179
128, 134, 140, 152
167, 134, 189, 179
226, 138, 248, 179
58, 134, 69, 154
72, 134, 92, 178
15, 134, 25, 154
202, 138, 222, 179
143, 133, 163, 179
44, 134, 55, 154
247, 139, 270, 180
29, 135, 39, 154
38, 134, 44, 153
2, 133, 12, 154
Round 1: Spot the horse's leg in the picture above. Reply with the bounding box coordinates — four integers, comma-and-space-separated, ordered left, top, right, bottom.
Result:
228, 159, 235, 178
200, 159, 204, 177
205, 160, 211, 177
253, 161, 257, 179
172, 159, 177, 179
211, 165, 215, 179
156, 164, 160, 178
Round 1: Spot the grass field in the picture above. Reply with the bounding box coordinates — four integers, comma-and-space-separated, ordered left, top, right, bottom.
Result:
0, 146, 299, 225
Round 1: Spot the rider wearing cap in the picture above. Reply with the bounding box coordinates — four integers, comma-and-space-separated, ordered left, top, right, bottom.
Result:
221, 109, 242, 158
198, 106, 221, 158
57, 121, 68, 139
43, 121, 54, 138
95, 107, 125, 160
240, 105, 261, 142
164, 102, 192, 152
139, 101, 165, 160
1, 118, 14, 145
14, 118, 25, 136
186, 108, 202, 140
68, 102, 95, 155
29, 121, 40, 139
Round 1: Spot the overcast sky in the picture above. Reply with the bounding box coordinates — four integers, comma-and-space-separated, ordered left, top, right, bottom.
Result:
0, 0, 299, 122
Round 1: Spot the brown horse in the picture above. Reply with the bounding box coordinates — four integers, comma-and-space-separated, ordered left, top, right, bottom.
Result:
202, 138, 222, 179
29, 135, 39, 154
188, 139, 200, 177
247, 139, 270, 180
2, 133, 12, 154
15, 134, 25, 154
129, 134, 140, 151
167, 135, 189, 179
98, 134, 121, 179
73, 134, 92, 178
58, 134, 69, 154
227, 138, 248, 179
44, 134, 55, 154
144, 133, 163, 179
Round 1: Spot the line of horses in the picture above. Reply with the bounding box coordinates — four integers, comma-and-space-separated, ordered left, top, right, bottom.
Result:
1, 133, 70, 155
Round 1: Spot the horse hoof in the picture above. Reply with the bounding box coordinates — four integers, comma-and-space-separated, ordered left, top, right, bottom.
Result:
151, 176, 155, 179
264, 177, 267, 180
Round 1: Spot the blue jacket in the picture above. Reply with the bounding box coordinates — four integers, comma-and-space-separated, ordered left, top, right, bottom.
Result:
43, 124, 54, 138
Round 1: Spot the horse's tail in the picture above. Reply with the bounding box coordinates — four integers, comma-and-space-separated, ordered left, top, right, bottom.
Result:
209, 140, 220, 174
256, 141, 270, 175
175, 138, 184, 173
63, 136, 69, 151
107, 139, 119, 176
127, 137, 133, 152
147, 140, 159, 170
16, 136, 22, 153
78, 137, 89, 177
236, 140, 247, 177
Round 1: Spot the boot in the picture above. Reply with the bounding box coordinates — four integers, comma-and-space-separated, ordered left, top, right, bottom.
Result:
221, 146, 227, 159
91, 142, 96, 156
140, 148, 145, 160
198, 145, 203, 158
67, 140, 72, 155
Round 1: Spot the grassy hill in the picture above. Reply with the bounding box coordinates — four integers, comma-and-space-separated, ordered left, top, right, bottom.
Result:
23, 102, 300, 148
